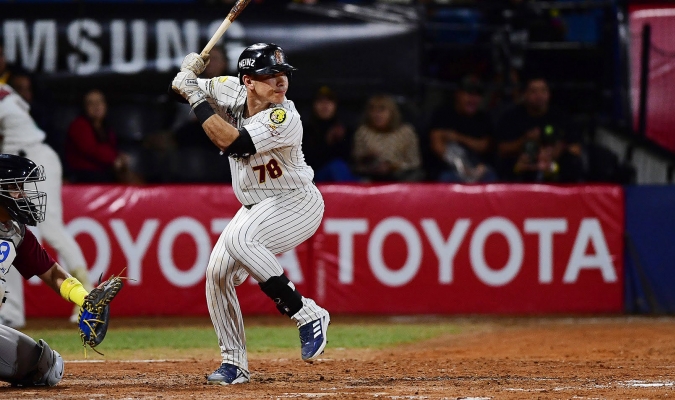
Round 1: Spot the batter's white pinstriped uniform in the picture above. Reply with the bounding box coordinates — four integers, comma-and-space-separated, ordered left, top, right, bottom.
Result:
198, 76, 327, 373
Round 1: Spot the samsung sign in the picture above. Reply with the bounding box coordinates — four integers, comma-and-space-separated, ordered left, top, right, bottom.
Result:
1, 19, 246, 75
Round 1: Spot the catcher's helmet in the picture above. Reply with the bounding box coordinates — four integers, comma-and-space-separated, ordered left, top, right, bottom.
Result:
0, 154, 46, 226
237, 43, 297, 84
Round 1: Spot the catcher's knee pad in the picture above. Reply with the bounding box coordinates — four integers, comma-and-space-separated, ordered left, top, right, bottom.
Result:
27, 339, 64, 387
259, 274, 303, 316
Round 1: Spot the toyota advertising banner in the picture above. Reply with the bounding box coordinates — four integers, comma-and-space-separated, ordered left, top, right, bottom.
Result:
314, 184, 624, 314
24, 184, 624, 317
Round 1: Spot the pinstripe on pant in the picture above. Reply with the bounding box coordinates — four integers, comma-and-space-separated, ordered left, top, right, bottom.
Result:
206, 184, 326, 372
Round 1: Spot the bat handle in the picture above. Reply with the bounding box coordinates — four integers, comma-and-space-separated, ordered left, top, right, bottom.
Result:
201, 19, 233, 58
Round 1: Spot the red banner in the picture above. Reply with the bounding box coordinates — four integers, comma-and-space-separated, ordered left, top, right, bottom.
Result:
315, 184, 624, 314
25, 184, 624, 317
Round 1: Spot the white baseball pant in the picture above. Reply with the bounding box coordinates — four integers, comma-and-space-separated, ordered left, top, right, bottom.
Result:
206, 184, 326, 373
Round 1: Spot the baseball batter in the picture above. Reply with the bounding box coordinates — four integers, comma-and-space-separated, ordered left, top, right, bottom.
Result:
0, 153, 93, 387
0, 83, 93, 327
172, 43, 329, 385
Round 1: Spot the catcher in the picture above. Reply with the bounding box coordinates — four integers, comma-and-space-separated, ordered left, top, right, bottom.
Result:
0, 154, 122, 387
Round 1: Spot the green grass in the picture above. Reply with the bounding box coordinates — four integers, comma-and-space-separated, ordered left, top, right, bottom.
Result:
22, 322, 459, 359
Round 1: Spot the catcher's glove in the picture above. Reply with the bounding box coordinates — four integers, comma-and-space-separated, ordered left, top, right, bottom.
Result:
78, 273, 124, 355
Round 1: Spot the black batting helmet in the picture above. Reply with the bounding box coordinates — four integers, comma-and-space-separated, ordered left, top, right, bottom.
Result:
237, 43, 297, 85
0, 154, 46, 226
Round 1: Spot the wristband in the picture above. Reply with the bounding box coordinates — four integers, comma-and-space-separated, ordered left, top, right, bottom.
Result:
193, 101, 216, 125
59, 277, 88, 307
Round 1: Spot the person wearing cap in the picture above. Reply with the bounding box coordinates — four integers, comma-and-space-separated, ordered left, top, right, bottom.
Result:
428, 75, 497, 183
302, 86, 358, 182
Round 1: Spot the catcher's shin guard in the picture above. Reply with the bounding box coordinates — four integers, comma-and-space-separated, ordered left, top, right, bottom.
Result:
13, 339, 64, 387
34, 340, 64, 386
259, 274, 303, 316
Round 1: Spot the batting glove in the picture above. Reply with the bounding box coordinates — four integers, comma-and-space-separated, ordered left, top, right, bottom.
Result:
181, 52, 210, 76
172, 70, 207, 107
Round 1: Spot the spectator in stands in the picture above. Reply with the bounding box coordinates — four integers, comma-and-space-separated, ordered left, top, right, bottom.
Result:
429, 76, 497, 183
496, 76, 583, 182
65, 89, 133, 183
8, 71, 62, 159
303, 86, 358, 182
352, 94, 424, 182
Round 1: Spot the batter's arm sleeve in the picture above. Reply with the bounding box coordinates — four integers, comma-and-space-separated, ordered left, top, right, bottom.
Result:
243, 107, 302, 153
223, 127, 256, 157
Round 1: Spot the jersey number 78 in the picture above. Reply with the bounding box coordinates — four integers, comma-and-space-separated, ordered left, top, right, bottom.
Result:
252, 159, 283, 183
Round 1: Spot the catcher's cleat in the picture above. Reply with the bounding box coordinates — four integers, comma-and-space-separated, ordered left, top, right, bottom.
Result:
206, 363, 250, 385
299, 311, 330, 362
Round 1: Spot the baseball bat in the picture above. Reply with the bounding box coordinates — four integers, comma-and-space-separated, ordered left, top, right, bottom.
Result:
200, 0, 252, 58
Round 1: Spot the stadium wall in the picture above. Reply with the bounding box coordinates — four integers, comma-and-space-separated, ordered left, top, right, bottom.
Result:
624, 185, 675, 314
24, 184, 626, 317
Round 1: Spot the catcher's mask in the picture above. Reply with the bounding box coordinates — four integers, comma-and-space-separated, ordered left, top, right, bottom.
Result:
237, 43, 297, 85
0, 154, 46, 226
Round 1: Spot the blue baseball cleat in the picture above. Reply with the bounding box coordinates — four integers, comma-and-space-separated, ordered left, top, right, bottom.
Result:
299, 312, 330, 362
206, 363, 250, 385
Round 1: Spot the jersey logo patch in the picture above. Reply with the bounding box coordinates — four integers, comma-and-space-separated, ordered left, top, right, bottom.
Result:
218, 76, 228, 83
274, 49, 285, 64
0, 240, 16, 276
270, 108, 287, 124
0, 241, 11, 263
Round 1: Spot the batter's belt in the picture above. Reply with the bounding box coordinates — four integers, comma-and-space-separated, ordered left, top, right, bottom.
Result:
242, 182, 315, 211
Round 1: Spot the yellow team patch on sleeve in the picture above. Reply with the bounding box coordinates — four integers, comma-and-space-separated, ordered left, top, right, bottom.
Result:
269, 108, 287, 124
218, 76, 228, 83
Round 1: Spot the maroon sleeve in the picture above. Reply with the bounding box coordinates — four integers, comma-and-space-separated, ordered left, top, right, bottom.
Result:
13, 229, 56, 279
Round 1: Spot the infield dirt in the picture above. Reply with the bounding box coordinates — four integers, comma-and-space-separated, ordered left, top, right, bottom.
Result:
2, 316, 674, 399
